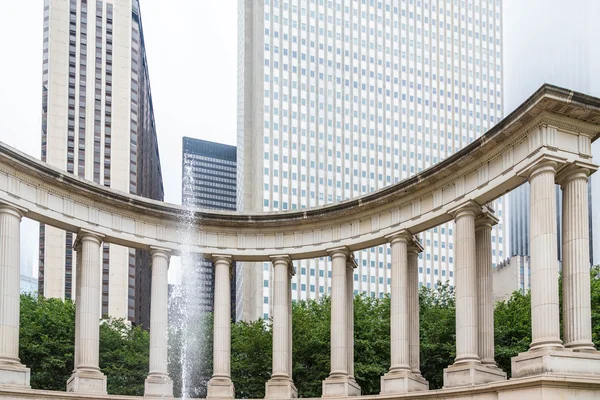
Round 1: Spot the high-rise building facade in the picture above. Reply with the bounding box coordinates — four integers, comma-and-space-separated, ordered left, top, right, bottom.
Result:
182, 137, 237, 318
504, 0, 600, 266
39, 0, 164, 326
238, 0, 506, 320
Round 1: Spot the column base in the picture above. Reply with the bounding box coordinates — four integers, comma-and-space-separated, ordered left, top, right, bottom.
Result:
322, 375, 361, 397
380, 369, 429, 393
443, 362, 506, 388
66, 369, 107, 394
511, 347, 600, 378
207, 376, 235, 399
0, 362, 30, 388
144, 373, 173, 398
265, 377, 298, 399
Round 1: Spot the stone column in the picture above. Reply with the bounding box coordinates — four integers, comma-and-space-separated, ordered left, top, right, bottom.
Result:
144, 248, 173, 397
67, 230, 107, 394
475, 208, 505, 376
559, 164, 596, 351
266, 256, 297, 399
323, 247, 360, 397
512, 158, 600, 378
381, 231, 428, 393
407, 239, 425, 381
346, 255, 358, 387
207, 255, 235, 399
444, 202, 505, 387
529, 161, 563, 350
0, 204, 30, 388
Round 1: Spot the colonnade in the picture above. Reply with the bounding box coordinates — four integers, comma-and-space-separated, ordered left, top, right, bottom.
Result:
0, 160, 598, 397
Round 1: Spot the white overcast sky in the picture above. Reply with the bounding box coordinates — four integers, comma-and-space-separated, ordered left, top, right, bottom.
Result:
0, 1, 598, 280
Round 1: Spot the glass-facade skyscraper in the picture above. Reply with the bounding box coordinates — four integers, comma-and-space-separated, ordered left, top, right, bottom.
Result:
237, 0, 506, 320
39, 0, 163, 326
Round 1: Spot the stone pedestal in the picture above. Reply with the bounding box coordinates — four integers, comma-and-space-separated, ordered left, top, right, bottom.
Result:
66, 370, 107, 394
207, 376, 235, 399
511, 348, 600, 378
322, 375, 361, 397
0, 363, 30, 388
381, 370, 428, 393
265, 377, 297, 399
443, 363, 506, 388
144, 374, 173, 398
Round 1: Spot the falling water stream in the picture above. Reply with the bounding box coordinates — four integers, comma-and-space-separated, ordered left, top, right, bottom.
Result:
168, 165, 210, 398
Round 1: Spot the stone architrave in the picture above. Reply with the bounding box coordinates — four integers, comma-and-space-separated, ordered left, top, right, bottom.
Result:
443, 202, 505, 387
322, 247, 360, 397
144, 248, 174, 398
207, 255, 235, 399
266, 255, 297, 399
381, 231, 428, 393
0, 204, 30, 388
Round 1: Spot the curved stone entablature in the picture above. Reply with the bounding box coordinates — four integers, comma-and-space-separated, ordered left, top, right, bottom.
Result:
0, 84, 599, 261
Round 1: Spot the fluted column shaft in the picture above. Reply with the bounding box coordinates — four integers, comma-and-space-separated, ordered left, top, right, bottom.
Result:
475, 213, 497, 366
212, 256, 232, 379
288, 264, 293, 380
453, 206, 480, 364
407, 246, 421, 374
560, 167, 595, 351
0, 205, 24, 365
148, 248, 171, 376
529, 162, 563, 349
329, 249, 348, 377
346, 257, 356, 379
388, 234, 411, 372
74, 231, 104, 372
73, 244, 83, 369
271, 256, 292, 378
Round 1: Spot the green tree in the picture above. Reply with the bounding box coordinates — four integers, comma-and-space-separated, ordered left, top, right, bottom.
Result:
99, 319, 149, 396
591, 266, 600, 348
231, 319, 272, 398
494, 290, 531, 376
419, 283, 456, 389
19, 294, 75, 390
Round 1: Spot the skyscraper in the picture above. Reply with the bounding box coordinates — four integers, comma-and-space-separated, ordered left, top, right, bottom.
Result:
237, 0, 506, 320
504, 0, 600, 266
39, 0, 163, 325
181, 137, 237, 318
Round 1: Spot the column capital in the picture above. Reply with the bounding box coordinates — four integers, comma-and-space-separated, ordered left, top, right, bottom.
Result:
346, 253, 358, 270
327, 246, 351, 260
448, 200, 481, 219
556, 160, 599, 187
516, 153, 567, 179
0, 202, 27, 219
475, 206, 499, 230
270, 255, 295, 276
212, 254, 233, 265
150, 247, 171, 266
75, 229, 104, 248
385, 229, 412, 244
407, 236, 424, 255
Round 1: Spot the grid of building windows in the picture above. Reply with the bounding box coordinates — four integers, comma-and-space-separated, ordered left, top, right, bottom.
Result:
238, 0, 506, 320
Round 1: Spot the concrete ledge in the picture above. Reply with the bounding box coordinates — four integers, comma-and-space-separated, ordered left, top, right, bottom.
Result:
207, 376, 235, 399
512, 347, 600, 378
265, 377, 297, 399
322, 375, 361, 397
380, 370, 428, 393
443, 362, 506, 388
66, 370, 107, 394
0, 362, 30, 389
143, 374, 173, 398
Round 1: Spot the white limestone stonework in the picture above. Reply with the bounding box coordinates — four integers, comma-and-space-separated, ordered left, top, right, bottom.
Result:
1, 85, 600, 398
266, 256, 297, 399
144, 248, 173, 398
207, 256, 235, 399
381, 232, 428, 393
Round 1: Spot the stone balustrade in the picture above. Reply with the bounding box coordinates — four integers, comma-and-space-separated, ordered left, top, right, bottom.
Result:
1, 84, 600, 399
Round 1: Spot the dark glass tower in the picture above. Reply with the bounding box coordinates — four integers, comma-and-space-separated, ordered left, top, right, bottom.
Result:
181, 137, 237, 318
